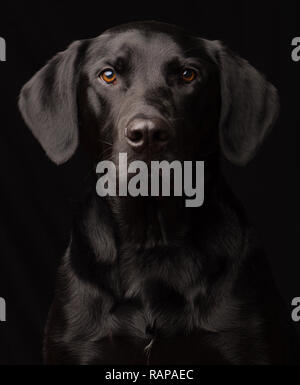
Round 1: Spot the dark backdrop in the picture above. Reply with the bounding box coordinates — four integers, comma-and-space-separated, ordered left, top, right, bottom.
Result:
0, 0, 299, 364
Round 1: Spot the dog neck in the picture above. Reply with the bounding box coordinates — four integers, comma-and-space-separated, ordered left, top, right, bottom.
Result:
108, 195, 193, 247
75, 155, 223, 255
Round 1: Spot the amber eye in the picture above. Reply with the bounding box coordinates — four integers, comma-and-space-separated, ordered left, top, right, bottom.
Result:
100, 68, 117, 84
182, 68, 196, 83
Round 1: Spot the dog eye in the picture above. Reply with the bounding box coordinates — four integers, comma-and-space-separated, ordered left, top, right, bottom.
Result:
181, 68, 196, 83
100, 69, 117, 84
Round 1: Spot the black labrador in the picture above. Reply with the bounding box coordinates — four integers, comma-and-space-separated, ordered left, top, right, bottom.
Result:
19, 21, 298, 364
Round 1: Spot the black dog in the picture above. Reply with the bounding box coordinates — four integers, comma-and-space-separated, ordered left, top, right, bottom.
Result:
19, 21, 298, 364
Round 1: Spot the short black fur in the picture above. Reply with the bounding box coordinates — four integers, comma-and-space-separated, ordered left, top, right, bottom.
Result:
18, 21, 299, 364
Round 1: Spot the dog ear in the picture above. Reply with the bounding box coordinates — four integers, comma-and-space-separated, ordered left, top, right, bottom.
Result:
204, 40, 280, 165
19, 40, 87, 165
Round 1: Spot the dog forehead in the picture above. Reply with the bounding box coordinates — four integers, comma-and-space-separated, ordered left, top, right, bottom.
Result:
92, 30, 183, 61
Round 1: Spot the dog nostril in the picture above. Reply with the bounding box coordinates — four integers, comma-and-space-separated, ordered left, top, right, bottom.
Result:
125, 124, 146, 146
130, 129, 143, 143
152, 128, 169, 143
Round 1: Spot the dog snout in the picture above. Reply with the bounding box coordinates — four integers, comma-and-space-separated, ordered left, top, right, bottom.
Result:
125, 118, 170, 152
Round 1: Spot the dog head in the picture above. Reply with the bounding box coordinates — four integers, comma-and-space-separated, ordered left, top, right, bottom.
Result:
19, 21, 279, 167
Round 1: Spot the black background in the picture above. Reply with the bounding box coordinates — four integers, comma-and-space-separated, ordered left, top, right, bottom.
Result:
0, 1, 299, 364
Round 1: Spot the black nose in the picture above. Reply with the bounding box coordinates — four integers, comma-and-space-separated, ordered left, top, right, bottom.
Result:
125, 118, 170, 152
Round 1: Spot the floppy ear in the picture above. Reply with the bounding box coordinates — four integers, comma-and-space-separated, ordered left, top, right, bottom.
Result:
18, 40, 86, 165
204, 40, 280, 165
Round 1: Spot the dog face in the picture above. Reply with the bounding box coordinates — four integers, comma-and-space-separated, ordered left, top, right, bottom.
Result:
19, 21, 279, 167
78, 25, 221, 166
